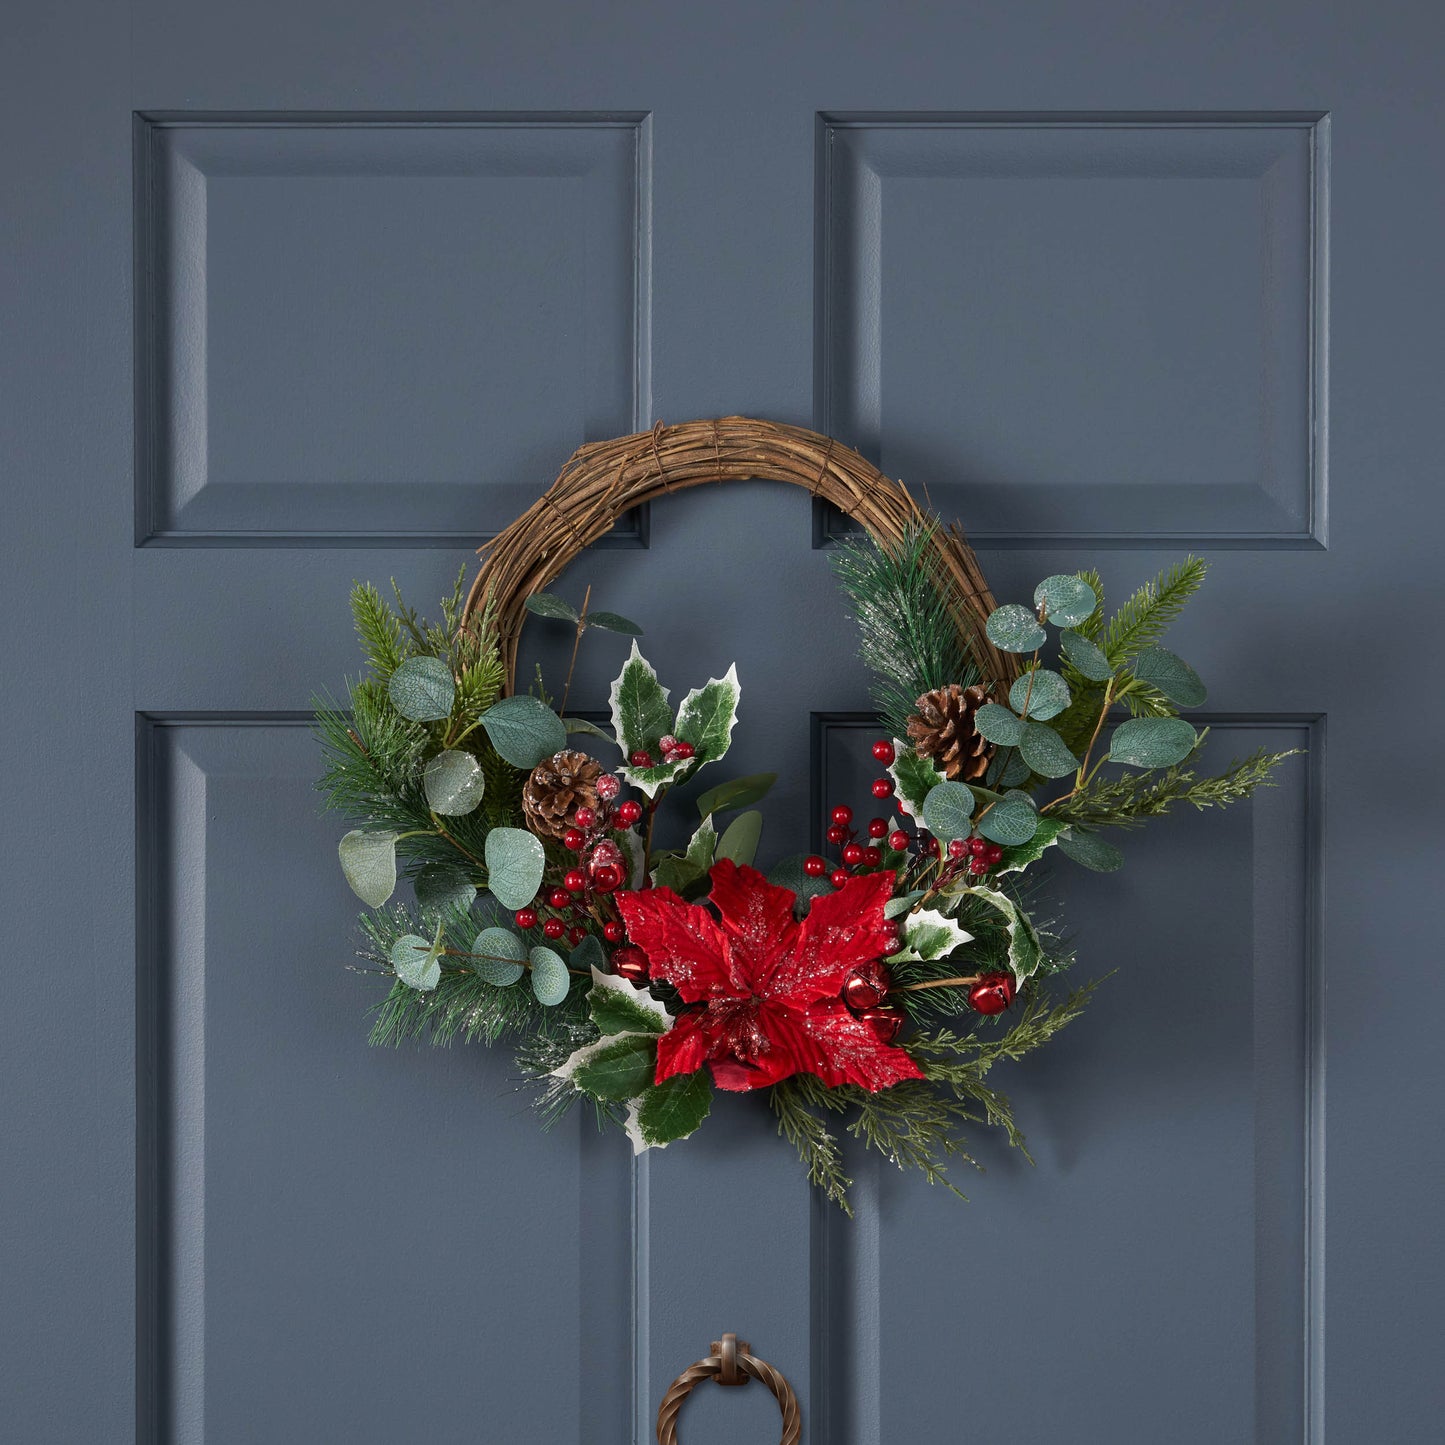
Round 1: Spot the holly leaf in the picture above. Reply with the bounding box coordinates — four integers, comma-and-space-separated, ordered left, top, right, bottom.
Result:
469, 926, 526, 985
976, 790, 1039, 847
1057, 827, 1125, 872
572, 1034, 659, 1100
888, 744, 945, 821
523, 591, 579, 623
650, 854, 708, 895
624, 1070, 713, 1152
608, 641, 673, 757
479, 695, 567, 770
921, 780, 975, 843
956, 886, 1044, 983
674, 664, 741, 763
1034, 574, 1098, 628
387, 656, 454, 723
995, 815, 1067, 875
1108, 717, 1198, 769
338, 828, 399, 908
716, 809, 762, 867
1131, 646, 1207, 708
621, 757, 688, 799
586, 610, 644, 636
423, 748, 486, 815
985, 603, 1047, 653
390, 926, 443, 991
1009, 668, 1071, 722
483, 827, 545, 910
695, 772, 776, 819
889, 908, 974, 963
529, 946, 570, 1006
587, 966, 671, 1036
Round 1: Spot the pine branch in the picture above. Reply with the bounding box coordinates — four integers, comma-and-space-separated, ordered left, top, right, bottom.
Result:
350, 581, 410, 680
913, 980, 1099, 1073
1096, 556, 1208, 665
770, 1082, 854, 1214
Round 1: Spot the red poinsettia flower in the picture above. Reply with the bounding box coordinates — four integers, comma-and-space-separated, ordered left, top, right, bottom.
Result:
614, 860, 924, 1093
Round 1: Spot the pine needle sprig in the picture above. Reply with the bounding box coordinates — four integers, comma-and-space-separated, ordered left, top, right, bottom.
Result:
770, 1082, 854, 1214
349, 581, 410, 681
1090, 556, 1208, 665
832, 524, 981, 740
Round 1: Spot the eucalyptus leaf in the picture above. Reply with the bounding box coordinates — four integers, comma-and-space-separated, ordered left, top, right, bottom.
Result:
479, 695, 567, 770
1033, 574, 1098, 628
469, 926, 526, 985
1132, 646, 1207, 707
529, 946, 570, 1006
716, 809, 763, 867
1009, 668, 1071, 721
626, 1070, 713, 1151
423, 748, 485, 815
997, 751, 1032, 787
976, 790, 1039, 847
921, 780, 976, 843
888, 744, 945, 820
695, 772, 777, 818
985, 603, 1047, 653
1108, 716, 1198, 769
608, 641, 672, 757
391, 929, 442, 991
586, 610, 644, 636
1057, 828, 1125, 872
1018, 721, 1079, 779
387, 656, 454, 723
975, 702, 1024, 747
1060, 628, 1114, 683
569, 935, 606, 975
483, 827, 545, 910
523, 591, 579, 623
337, 829, 399, 908
414, 863, 476, 915
674, 665, 741, 763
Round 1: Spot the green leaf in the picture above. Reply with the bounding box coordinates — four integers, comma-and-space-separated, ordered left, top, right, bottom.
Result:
976, 790, 1039, 846
483, 827, 545, 910
884, 889, 926, 919
1034, 574, 1098, 628
469, 926, 526, 985
888, 744, 945, 821
955, 886, 1043, 983
587, 967, 671, 1036
479, 695, 567, 770
889, 908, 974, 962
975, 702, 1023, 747
570, 935, 606, 975
1009, 669, 1071, 721
586, 610, 644, 635
387, 655, 454, 723
626, 1070, 713, 1151
423, 748, 486, 815
1109, 717, 1198, 769
987, 750, 1031, 788
684, 816, 718, 868
608, 641, 673, 756
414, 863, 476, 914
1057, 828, 1125, 872
529, 946, 570, 1006
338, 828, 400, 908
674, 664, 741, 763
1018, 721, 1079, 779
695, 772, 777, 818
523, 591, 579, 623
390, 928, 442, 991
768, 855, 834, 912
563, 716, 616, 745
716, 809, 763, 867
986, 603, 1047, 653
995, 815, 1067, 875
1132, 646, 1207, 707
921, 780, 975, 842
650, 854, 708, 894
1060, 629, 1114, 682
570, 1034, 658, 1100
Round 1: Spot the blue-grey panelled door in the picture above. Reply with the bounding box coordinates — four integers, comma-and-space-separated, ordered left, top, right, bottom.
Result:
4, 2, 1441, 1441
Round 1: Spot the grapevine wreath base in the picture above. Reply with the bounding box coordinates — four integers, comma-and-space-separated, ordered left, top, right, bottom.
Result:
317, 417, 1296, 1211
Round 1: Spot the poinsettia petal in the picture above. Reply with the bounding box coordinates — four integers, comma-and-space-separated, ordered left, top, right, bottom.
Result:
654, 1009, 717, 1083
767, 870, 897, 1007
709, 1058, 760, 1092
616, 886, 736, 1003
706, 859, 800, 991
792, 999, 925, 1091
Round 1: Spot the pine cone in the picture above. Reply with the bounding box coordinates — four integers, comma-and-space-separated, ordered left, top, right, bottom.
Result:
522, 750, 603, 839
906, 683, 994, 782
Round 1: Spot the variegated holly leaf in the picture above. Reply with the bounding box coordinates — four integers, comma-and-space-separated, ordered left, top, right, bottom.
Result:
621, 756, 688, 799
623, 1070, 713, 1152
559, 1034, 659, 1100
684, 815, 718, 869
608, 641, 672, 757
587, 967, 672, 1036
888, 743, 944, 821
995, 815, 1067, 875
956, 885, 1044, 983
673, 664, 740, 763
888, 908, 974, 963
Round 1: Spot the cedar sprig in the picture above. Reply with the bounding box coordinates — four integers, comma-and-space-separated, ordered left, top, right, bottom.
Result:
770, 1083, 854, 1213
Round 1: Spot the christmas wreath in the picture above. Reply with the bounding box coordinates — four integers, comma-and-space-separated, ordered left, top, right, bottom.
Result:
315, 418, 1296, 1211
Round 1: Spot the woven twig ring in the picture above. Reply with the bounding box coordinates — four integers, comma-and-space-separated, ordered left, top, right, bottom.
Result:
655, 1334, 801, 1445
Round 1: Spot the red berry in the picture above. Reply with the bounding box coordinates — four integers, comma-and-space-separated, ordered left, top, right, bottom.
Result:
603, 920, 625, 943
514, 908, 538, 930
871, 740, 896, 764
867, 817, 888, 838
830, 869, 851, 889
595, 773, 621, 801
630, 750, 654, 768
842, 842, 865, 865
863, 846, 882, 866
826, 824, 848, 845
548, 887, 570, 908
562, 827, 586, 851
542, 918, 565, 940
924, 837, 941, 857
985, 844, 1004, 865
590, 863, 623, 892
659, 734, 679, 753
969, 836, 988, 856
871, 777, 895, 799
830, 805, 853, 827
803, 855, 828, 877
671, 740, 695, 760
887, 830, 910, 852
616, 799, 643, 826
573, 806, 596, 829
564, 869, 587, 893
566, 924, 585, 946
968, 857, 989, 876
947, 838, 968, 860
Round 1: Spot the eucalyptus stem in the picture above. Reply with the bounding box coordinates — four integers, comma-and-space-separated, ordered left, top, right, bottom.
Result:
558, 583, 592, 717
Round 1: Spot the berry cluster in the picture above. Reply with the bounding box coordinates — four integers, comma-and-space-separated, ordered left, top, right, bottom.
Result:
628, 733, 695, 769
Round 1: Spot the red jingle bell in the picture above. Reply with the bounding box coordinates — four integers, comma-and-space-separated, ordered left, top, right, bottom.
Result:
967, 972, 1016, 1015
859, 1005, 905, 1043
611, 945, 649, 983
842, 964, 890, 1012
